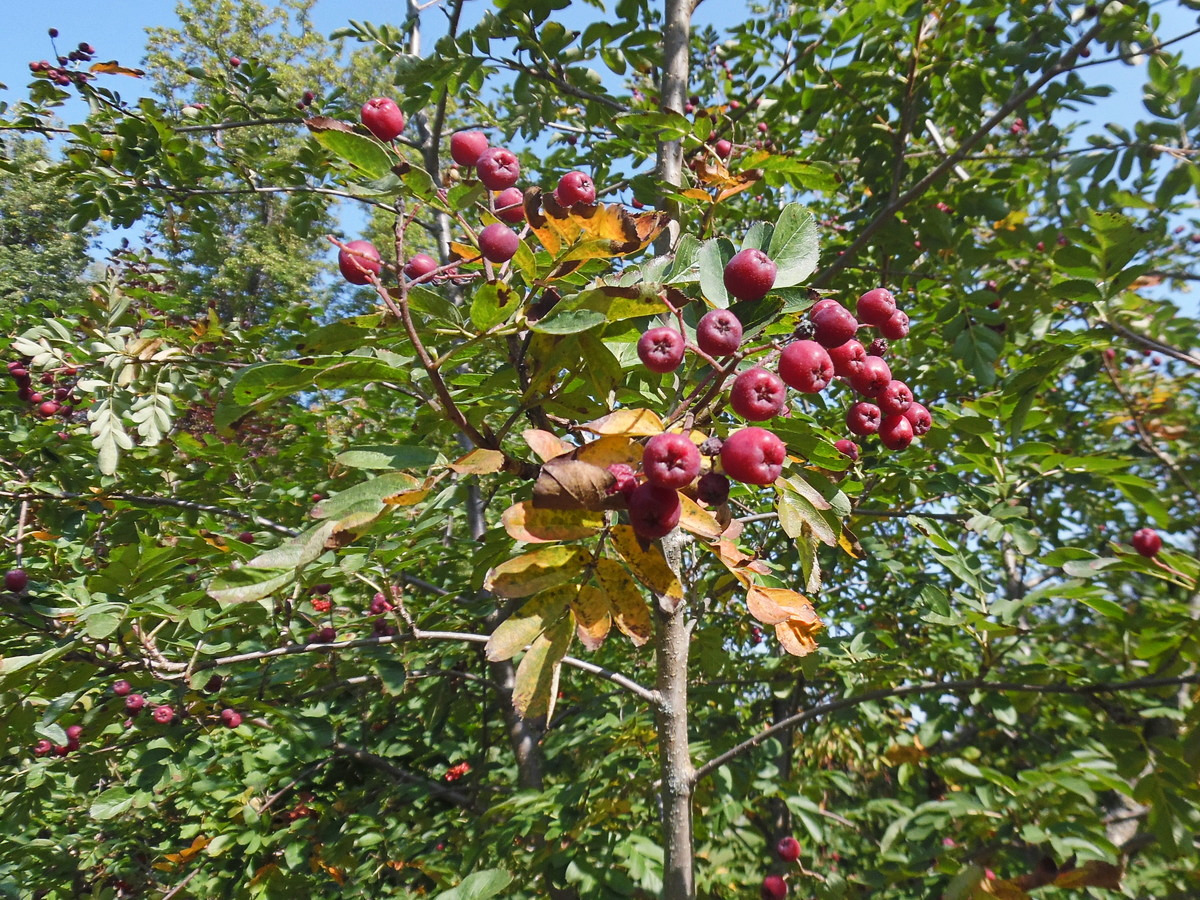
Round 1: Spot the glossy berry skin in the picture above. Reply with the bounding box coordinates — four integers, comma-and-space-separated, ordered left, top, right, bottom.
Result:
834, 439, 859, 461
779, 340, 834, 393
475, 147, 520, 191
238, 531, 255, 544
697, 471, 730, 506
403, 253, 439, 281
761, 874, 788, 899
33, 739, 53, 757
904, 402, 932, 436
4, 569, 28, 593
479, 224, 519, 263
856, 288, 897, 326
152, 705, 175, 724
879, 414, 914, 450
642, 433, 702, 489
555, 171, 596, 206
606, 463, 639, 497
313, 627, 337, 644
810, 298, 841, 318
494, 187, 525, 223
878, 380, 913, 417
776, 836, 802, 862
449, 130, 488, 166
850, 356, 892, 398
828, 339, 867, 379
360, 97, 406, 142
337, 240, 382, 285
638, 327, 686, 373
696, 309, 743, 357
721, 427, 787, 485
220, 708, 243, 728
125, 694, 146, 712
37, 400, 61, 418
730, 368, 787, 421
879, 309, 910, 340
811, 304, 859, 349
723, 248, 777, 301
715, 139, 733, 158
112, 680, 132, 696
628, 483, 682, 539
846, 402, 882, 436
1132, 528, 1163, 558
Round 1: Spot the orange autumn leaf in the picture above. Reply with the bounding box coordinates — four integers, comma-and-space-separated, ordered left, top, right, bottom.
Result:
527, 191, 669, 262
775, 616, 822, 657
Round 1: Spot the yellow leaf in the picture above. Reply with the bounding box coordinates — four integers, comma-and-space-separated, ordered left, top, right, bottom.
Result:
513, 613, 574, 720
838, 527, 861, 559
610, 525, 682, 606
89, 61, 145, 77
571, 585, 612, 651
485, 586, 574, 661
484, 546, 590, 598
523, 428, 567, 462
884, 736, 927, 765
573, 435, 644, 468
164, 835, 209, 864
528, 195, 669, 261
992, 209, 1028, 231
774, 616, 822, 657
677, 493, 723, 540
449, 448, 506, 475
595, 558, 652, 646
29, 530, 59, 541
449, 240, 480, 262
501, 501, 606, 543
580, 408, 664, 437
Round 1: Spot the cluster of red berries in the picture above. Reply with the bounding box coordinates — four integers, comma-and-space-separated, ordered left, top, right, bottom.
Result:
304, 588, 401, 643
27, 31, 97, 87
7, 360, 77, 420
760, 835, 803, 898
444, 761, 471, 782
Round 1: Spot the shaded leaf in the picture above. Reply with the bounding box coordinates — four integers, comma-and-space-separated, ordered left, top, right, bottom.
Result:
571, 585, 612, 651
580, 409, 663, 437
532, 460, 615, 510
595, 558, 652, 646
485, 587, 574, 661
513, 613, 574, 720
484, 546, 590, 598
610, 525, 683, 608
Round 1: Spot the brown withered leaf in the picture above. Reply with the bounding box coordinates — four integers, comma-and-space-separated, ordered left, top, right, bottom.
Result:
1053, 860, 1122, 890
571, 585, 612, 651
304, 116, 354, 133
89, 62, 145, 77
692, 156, 763, 202
532, 459, 615, 510
527, 189, 669, 262
774, 616, 822, 657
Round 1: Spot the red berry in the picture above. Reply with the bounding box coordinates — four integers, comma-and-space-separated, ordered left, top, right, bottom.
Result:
112, 680, 132, 696
779, 340, 834, 393
761, 874, 788, 900
827, 339, 867, 379
606, 463, 639, 497
877, 380, 913, 417
846, 402, 882, 436
810, 298, 840, 318
152, 705, 175, 724
37, 400, 61, 418
721, 427, 787, 485
811, 304, 859, 348
337, 240, 382, 285
757, 122, 768, 134
125, 694, 145, 711
856, 288, 897, 326
903, 402, 932, 436
33, 739, 53, 757
879, 309, 910, 340
494, 187, 525, 223
555, 170, 596, 206
313, 627, 337, 644
850, 356, 892, 398
475, 147, 520, 191
638, 327, 686, 373
360, 97, 406, 142
4, 569, 28, 593
631, 198, 645, 209
220, 708, 243, 728
776, 836, 802, 862
479, 223, 519, 263
628, 483, 682, 539
879, 414, 914, 450
312, 597, 332, 612
730, 368, 787, 420
715, 139, 732, 158
723, 248, 777, 301
696, 309, 743, 357
642, 433, 702, 489
1132, 528, 1162, 558
237, 531, 255, 544
450, 130, 489, 166
697, 471, 730, 506
403, 253, 439, 281
834, 439, 859, 461
867, 338, 888, 357
368, 591, 393, 614
229, 56, 241, 67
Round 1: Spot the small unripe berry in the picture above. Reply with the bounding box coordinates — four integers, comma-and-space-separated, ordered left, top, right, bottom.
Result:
697, 471, 730, 506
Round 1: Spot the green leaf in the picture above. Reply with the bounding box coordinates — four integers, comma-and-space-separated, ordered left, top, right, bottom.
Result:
311, 129, 394, 179
530, 309, 606, 335
485, 585, 574, 662
768, 204, 819, 287
90, 787, 134, 821
335, 445, 442, 470
432, 869, 514, 900
698, 238, 735, 308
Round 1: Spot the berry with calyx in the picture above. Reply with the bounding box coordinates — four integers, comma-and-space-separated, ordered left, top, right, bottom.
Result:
834, 439, 860, 461
699, 436, 723, 457
360, 97, 406, 142
850, 356, 892, 397
220, 708, 243, 728
879, 414, 914, 450
152, 705, 175, 724
628, 483, 682, 539
33, 739, 53, 757
475, 147, 520, 191
606, 463, 639, 497
721, 427, 787, 485
555, 170, 596, 206
776, 835, 802, 862
879, 309, 910, 340
731, 368, 787, 420
479, 223, 519, 263
450, 130, 489, 166
867, 337, 888, 357
1132, 528, 1162, 558
828, 339, 867, 379
761, 874, 788, 899
643, 433, 702, 489
697, 471, 731, 506
723, 248, 777, 301
4, 569, 28, 593
337, 240, 382, 285
856, 288, 897, 326
494, 187, 525, 223
638, 327, 686, 373
878, 380, 913, 417
112, 680, 132, 696
846, 402, 882, 436
696, 309, 743, 356
403, 253, 439, 281
811, 303, 859, 348
125, 693, 146, 712
779, 340, 834, 393
715, 139, 733, 158
903, 402, 932, 436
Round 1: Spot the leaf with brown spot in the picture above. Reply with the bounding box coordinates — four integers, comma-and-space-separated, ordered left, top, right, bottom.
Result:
572, 435, 644, 469
573, 285, 672, 323
570, 585, 612, 651
677, 493, 723, 540
501, 501, 606, 543
528, 194, 669, 261
774, 615, 822, 657
532, 459, 614, 510
513, 612, 574, 720
484, 546, 590, 598
610, 525, 682, 609
449, 448, 506, 475
449, 240, 480, 263
523, 429, 568, 462
580, 408, 664, 437
595, 559, 652, 646
485, 586, 574, 661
